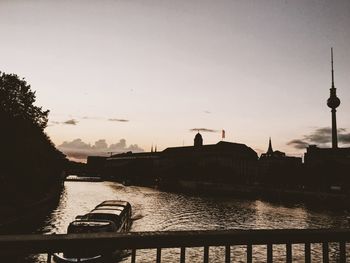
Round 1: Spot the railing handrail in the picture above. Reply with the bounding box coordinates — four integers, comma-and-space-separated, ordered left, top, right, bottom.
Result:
0, 228, 350, 254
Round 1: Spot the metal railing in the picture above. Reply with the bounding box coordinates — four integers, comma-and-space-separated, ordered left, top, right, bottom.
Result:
0, 229, 349, 262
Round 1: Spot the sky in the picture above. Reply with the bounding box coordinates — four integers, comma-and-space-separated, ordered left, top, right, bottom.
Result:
1, 0, 350, 161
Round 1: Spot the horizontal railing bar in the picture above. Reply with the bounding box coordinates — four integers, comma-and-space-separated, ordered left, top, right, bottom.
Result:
0, 229, 349, 254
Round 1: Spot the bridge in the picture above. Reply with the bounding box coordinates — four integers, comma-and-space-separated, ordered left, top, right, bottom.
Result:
0, 228, 349, 262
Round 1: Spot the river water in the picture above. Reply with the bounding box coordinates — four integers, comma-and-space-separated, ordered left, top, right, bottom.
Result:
31, 181, 348, 262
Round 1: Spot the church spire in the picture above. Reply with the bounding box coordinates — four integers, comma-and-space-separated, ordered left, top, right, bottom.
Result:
267, 137, 273, 155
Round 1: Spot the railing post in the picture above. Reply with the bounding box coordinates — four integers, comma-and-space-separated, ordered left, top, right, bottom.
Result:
156, 247, 161, 263
286, 243, 292, 263
322, 242, 329, 263
203, 246, 209, 263
267, 243, 273, 263
180, 247, 186, 263
247, 244, 252, 263
225, 245, 231, 263
305, 242, 311, 263
131, 249, 136, 263
339, 241, 346, 263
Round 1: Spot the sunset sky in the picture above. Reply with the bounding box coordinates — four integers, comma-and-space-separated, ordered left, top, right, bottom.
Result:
1, 0, 350, 161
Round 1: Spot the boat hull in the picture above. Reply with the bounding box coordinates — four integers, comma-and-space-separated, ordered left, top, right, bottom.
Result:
53, 253, 104, 263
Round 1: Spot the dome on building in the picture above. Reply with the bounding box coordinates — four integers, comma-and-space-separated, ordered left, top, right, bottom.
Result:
194, 132, 203, 147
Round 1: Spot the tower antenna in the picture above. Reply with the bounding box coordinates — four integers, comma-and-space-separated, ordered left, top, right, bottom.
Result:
331, 47, 335, 88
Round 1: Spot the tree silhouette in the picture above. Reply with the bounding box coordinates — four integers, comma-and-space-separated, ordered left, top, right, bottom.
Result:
0, 71, 48, 129
0, 71, 66, 207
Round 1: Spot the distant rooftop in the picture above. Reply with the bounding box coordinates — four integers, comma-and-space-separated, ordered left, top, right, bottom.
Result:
162, 141, 257, 158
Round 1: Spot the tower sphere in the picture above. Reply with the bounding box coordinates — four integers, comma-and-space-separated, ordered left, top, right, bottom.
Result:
327, 95, 340, 109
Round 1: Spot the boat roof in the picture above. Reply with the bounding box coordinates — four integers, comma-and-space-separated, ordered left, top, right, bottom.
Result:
94, 206, 124, 211
69, 220, 113, 227
89, 209, 123, 216
98, 200, 130, 207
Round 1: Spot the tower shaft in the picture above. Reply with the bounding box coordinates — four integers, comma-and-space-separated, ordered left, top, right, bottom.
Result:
331, 109, 338, 148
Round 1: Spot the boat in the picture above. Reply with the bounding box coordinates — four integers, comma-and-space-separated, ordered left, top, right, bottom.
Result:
53, 200, 132, 263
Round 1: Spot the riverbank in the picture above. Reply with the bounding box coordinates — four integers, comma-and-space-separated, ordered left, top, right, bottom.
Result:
158, 179, 350, 210
0, 182, 63, 234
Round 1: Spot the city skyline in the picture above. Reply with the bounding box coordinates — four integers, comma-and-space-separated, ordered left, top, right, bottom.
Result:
1, 0, 350, 161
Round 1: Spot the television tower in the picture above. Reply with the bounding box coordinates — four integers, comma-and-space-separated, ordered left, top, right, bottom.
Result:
327, 48, 341, 149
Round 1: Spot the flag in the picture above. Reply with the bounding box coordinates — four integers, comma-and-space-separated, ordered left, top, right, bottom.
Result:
222, 129, 225, 139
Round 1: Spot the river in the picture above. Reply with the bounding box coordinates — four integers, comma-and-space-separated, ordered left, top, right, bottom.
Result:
29, 181, 348, 262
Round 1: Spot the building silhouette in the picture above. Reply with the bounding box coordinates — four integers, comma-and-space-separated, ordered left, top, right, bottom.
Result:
102, 132, 258, 187
259, 138, 302, 187
104, 151, 160, 185
160, 135, 258, 185
260, 137, 286, 159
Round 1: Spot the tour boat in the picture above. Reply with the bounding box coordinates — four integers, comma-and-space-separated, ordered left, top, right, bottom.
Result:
53, 200, 132, 263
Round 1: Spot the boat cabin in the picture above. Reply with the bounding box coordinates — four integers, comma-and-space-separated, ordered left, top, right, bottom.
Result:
68, 220, 116, 234
86, 210, 122, 228
94, 200, 132, 221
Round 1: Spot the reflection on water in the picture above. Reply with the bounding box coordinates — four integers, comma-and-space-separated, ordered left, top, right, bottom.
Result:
32, 181, 348, 262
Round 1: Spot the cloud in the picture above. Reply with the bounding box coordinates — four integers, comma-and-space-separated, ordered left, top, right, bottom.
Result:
287, 127, 350, 149
63, 119, 78, 125
108, 118, 129, 122
52, 116, 129, 124
49, 119, 78, 126
303, 127, 331, 144
94, 139, 108, 150
51, 121, 61, 125
57, 138, 144, 161
338, 133, 350, 143
287, 139, 309, 149
81, 116, 103, 120
190, 128, 218, 133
